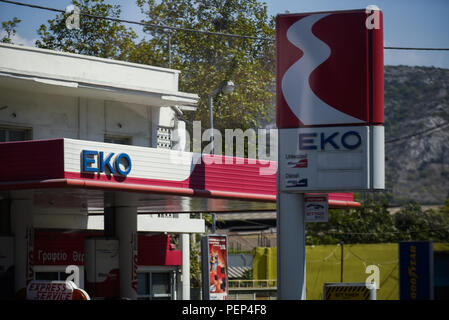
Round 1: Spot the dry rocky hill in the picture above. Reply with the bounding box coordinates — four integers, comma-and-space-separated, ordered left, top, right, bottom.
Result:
384, 66, 449, 205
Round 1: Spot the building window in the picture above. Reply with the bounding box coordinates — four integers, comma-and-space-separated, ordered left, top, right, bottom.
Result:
157, 127, 172, 149
137, 272, 174, 300
104, 135, 132, 145
0, 127, 31, 142
33, 266, 84, 288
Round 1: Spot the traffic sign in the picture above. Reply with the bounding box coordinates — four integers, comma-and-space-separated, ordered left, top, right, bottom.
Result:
279, 126, 384, 192
304, 195, 328, 222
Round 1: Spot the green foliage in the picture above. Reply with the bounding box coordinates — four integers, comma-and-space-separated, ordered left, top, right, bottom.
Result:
394, 202, 449, 241
189, 233, 202, 288
34, 0, 276, 154
306, 197, 449, 245
1, 17, 21, 43
35, 0, 137, 60
241, 268, 253, 280
133, 0, 275, 133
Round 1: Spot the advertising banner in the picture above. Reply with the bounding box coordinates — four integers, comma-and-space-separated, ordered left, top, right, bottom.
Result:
399, 241, 434, 300
34, 231, 85, 266
201, 235, 228, 300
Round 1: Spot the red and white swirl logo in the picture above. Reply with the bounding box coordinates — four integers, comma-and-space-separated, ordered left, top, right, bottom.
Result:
276, 9, 384, 128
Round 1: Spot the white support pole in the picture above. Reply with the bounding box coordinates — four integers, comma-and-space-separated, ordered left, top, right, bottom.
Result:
181, 233, 190, 300
10, 190, 34, 294
277, 191, 306, 300
369, 283, 377, 300
114, 192, 138, 300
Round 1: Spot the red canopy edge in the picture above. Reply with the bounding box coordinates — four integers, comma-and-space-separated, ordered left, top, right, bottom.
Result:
0, 179, 361, 208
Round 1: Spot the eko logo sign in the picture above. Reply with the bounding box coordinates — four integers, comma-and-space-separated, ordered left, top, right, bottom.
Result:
276, 9, 384, 192
81, 150, 132, 176
275, 8, 384, 300
276, 9, 384, 128
299, 131, 362, 151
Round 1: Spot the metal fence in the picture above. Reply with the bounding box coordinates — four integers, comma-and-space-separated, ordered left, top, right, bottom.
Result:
228, 279, 277, 289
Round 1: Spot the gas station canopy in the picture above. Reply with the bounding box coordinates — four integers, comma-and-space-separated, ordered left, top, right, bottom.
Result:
0, 138, 360, 214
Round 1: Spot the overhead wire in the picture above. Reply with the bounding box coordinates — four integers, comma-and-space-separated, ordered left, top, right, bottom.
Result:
323, 224, 449, 236
1, 0, 449, 51
0, 0, 273, 41
384, 46, 449, 51
385, 121, 449, 144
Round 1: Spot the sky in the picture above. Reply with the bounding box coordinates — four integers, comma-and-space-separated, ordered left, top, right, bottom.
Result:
0, 0, 448, 68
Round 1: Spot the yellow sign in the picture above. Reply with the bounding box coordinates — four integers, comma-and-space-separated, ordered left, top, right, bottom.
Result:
324, 283, 372, 300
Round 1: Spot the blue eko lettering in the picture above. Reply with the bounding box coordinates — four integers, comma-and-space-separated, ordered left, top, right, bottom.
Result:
82, 150, 132, 175
299, 131, 362, 151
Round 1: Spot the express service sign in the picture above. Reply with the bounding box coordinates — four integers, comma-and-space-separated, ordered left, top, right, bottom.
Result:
27, 280, 90, 300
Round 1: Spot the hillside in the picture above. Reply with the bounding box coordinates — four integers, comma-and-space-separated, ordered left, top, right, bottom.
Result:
384, 66, 449, 205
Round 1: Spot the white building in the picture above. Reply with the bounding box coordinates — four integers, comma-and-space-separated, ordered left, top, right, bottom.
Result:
0, 43, 279, 300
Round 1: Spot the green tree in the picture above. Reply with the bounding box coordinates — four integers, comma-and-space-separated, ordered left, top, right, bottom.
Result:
189, 233, 203, 290
134, 0, 276, 134
36, 0, 137, 60
35, 0, 276, 153
306, 198, 398, 245
306, 197, 449, 245
393, 201, 449, 242
1, 17, 21, 43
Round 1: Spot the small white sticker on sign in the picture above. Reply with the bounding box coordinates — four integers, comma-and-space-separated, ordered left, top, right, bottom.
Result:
304, 195, 329, 223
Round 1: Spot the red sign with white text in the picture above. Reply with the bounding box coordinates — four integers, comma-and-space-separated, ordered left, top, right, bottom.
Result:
27, 281, 75, 300
276, 9, 384, 128
27, 281, 90, 300
34, 231, 87, 265
208, 236, 228, 300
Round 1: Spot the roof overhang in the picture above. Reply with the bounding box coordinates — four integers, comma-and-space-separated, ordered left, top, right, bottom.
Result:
0, 43, 198, 108
0, 139, 360, 212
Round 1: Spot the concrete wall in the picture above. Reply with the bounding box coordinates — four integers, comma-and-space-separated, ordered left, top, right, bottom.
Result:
0, 87, 181, 148
0, 43, 180, 93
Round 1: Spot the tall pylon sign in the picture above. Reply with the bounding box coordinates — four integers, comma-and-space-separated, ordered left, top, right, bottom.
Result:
275, 8, 385, 299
